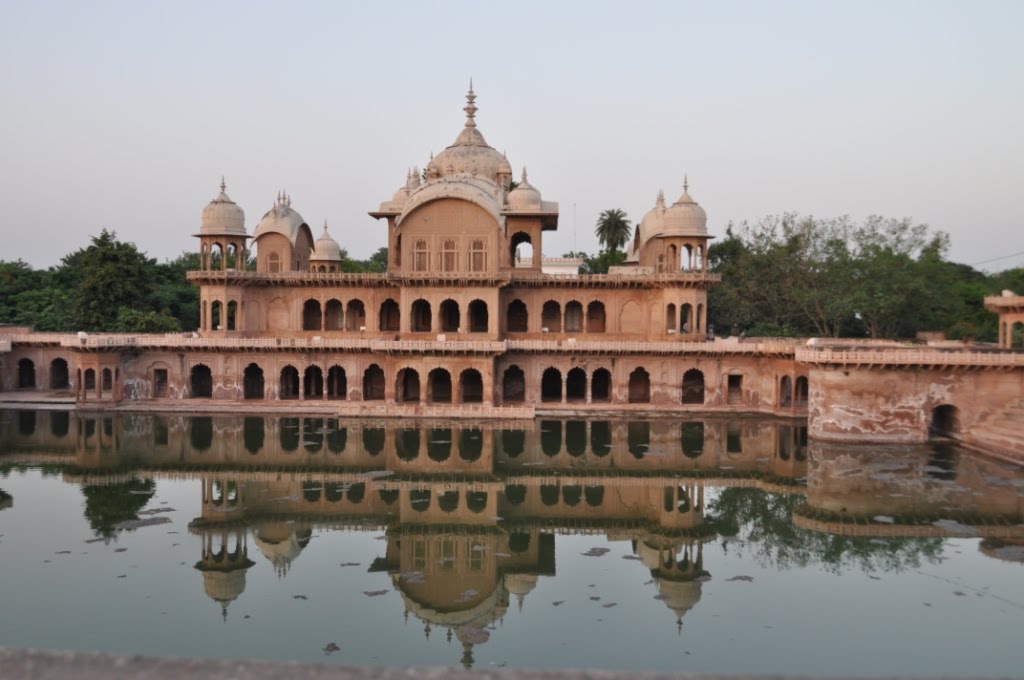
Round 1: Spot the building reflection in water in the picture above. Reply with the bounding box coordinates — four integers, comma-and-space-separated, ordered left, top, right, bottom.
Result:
1, 410, 1022, 667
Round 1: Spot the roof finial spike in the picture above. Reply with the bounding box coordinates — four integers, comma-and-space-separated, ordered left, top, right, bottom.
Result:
220, 176, 226, 193
684, 174, 689, 192
521, 166, 528, 183
323, 219, 329, 233
463, 80, 478, 128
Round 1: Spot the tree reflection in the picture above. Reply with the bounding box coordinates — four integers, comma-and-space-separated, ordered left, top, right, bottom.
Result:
82, 478, 156, 539
708, 487, 944, 573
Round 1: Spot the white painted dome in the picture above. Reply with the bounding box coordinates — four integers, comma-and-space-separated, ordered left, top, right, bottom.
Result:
506, 168, 542, 210
200, 179, 246, 236
311, 223, 342, 262
661, 178, 707, 236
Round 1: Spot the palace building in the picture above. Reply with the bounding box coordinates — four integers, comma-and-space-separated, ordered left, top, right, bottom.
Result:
1, 85, 1022, 461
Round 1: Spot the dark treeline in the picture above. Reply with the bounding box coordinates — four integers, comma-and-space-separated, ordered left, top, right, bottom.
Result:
0, 230, 388, 333
704, 214, 1022, 341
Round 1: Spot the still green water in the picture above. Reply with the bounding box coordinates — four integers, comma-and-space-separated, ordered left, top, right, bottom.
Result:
0, 410, 1022, 675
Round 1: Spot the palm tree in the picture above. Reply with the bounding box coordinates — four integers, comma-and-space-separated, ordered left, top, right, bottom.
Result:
594, 209, 632, 252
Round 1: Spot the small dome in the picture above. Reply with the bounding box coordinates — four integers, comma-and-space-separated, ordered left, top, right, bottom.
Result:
498, 154, 512, 176
200, 179, 246, 236
661, 178, 707, 236
311, 223, 343, 262
253, 523, 311, 577
506, 168, 542, 210
253, 192, 308, 244
654, 578, 703, 622
430, 85, 507, 184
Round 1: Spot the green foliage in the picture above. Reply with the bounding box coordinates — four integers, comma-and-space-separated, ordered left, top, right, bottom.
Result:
563, 249, 627, 274
594, 208, 632, 252
113, 308, 181, 333
70, 229, 154, 331
341, 247, 388, 273
708, 214, 1011, 340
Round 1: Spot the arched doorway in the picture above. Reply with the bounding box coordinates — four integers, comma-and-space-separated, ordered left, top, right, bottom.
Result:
49, 358, 69, 390
411, 299, 431, 332
243, 363, 264, 399
503, 365, 525, 402
628, 367, 650, 403
363, 365, 385, 400
327, 366, 347, 400
302, 299, 322, 331
345, 299, 366, 331
541, 368, 562, 402
304, 366, 324, 399
459, 369, 483, 404
542, 301, 561, 333
468, 299, 488, 333
566, 368, 586, 402
780, 376, 793, 407
587, 301, 606, 333
17, 358, 35, 389
279, 366, 300, 400
795, 376, 809, 407
378, 298, 400, 332
681, 369, 704, 404
591, 368, 611, 402
930, 405, 960, 438
564, 301, 583, 332
190, 365, 213, 398
439, 299, 460, 333
324, 299, 343, 330
427, 368, 452, 404
396, 368, 421, 403
507, 300, 528, 333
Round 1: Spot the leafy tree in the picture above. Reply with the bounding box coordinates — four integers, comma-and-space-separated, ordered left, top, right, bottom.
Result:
563, 249, 626, 274
113, 307, 181, 333
70, 230, 153, 331
81, 478, 156, 539
594, 209, 632, 252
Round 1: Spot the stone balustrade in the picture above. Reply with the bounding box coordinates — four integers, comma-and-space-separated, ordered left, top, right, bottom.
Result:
795, 346, 1024, 368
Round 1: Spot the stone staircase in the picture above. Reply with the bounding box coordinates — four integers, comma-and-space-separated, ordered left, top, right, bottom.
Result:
966, 400, 1024, 462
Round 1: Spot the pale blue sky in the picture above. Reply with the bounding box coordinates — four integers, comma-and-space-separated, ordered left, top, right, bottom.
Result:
1, 1, 1021, 269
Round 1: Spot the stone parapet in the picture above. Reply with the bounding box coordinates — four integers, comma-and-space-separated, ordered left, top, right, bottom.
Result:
796, 346, 1024, 369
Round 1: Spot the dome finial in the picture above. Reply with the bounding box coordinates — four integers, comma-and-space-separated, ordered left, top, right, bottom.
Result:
684, 174, 689, 192
463, 80, 478, 128
521, 167, 528, 183
220, 176, 226, 193
322, 220, 328, 234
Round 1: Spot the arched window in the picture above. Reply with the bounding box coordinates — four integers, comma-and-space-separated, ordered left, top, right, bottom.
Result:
795, 376, 809, 406
666, 303, 677, 332
780, 375, 793, 407
469, 239, 486, 272
267, 252, 281, 273
510, 232, 533, 266
413, 239, 428, 272
507, 300, 528, 333
211, 300, 223, 330
226, 301, 237, 331
441, 239, 457, 272
680, 304, 693, 333
542, 301, 561, 333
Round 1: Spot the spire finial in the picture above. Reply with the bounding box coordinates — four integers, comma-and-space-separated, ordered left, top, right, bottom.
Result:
463, 80, 478, 128
521, 166, 528, 183
323, 220, 328, 234
220, 176, 226, 193
684, 174, 689, 192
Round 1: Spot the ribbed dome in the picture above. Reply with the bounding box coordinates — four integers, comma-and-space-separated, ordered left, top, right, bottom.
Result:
430, 85, 507, 184
498, 154, 513, 176
200, 179, 246, 236
506, 168, 542, 210
311, 223, 342, 262
504, 573, 538, 597
661, 178, 707, 236
253, 193, 308, 244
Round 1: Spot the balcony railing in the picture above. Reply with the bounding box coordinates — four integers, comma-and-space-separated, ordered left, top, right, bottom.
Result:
795, 346, 1024, 367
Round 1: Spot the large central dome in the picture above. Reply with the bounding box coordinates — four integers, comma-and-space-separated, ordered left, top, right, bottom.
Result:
427, 84, 509, 184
